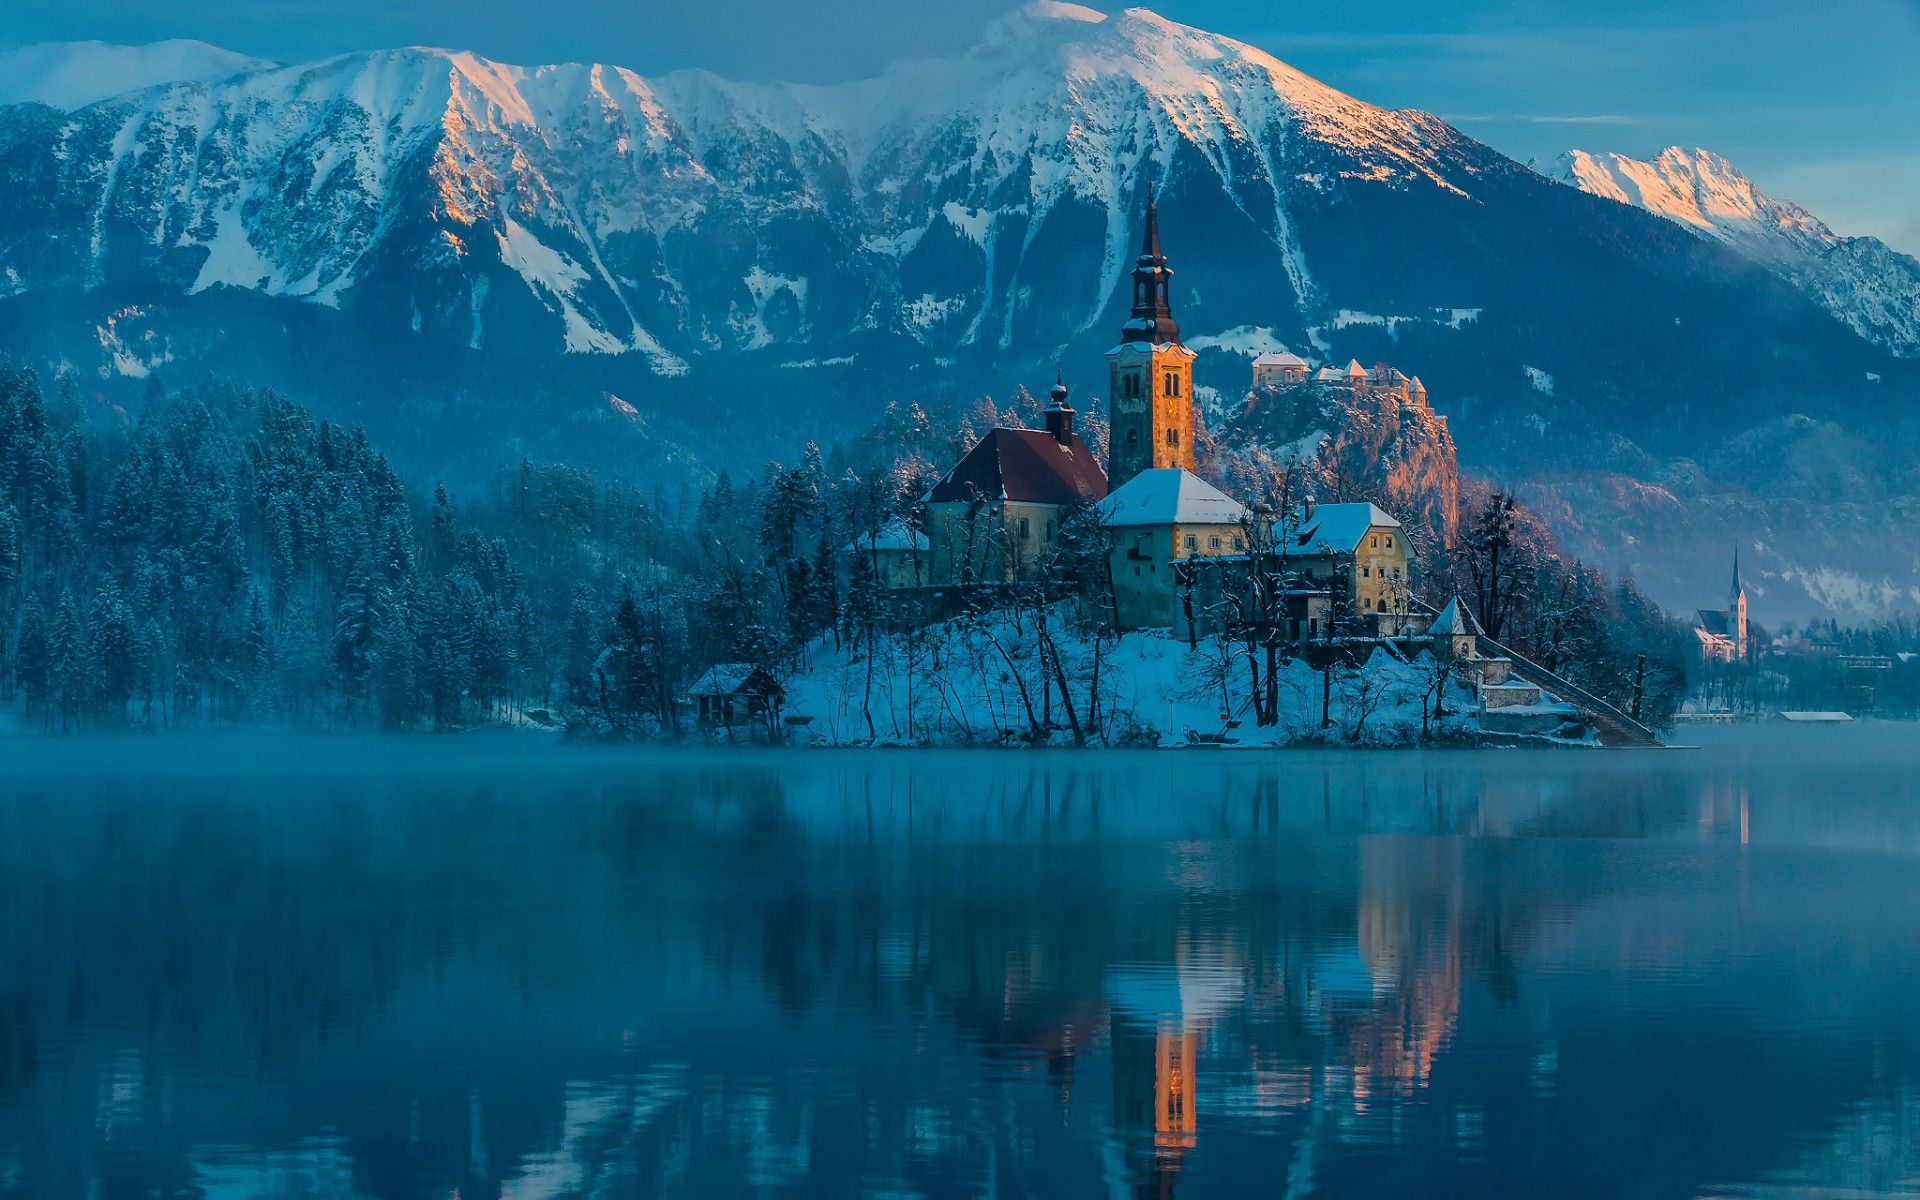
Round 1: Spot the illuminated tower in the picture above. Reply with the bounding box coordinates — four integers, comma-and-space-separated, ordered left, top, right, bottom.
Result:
1107, 184, 1196, 489
1730, 547, 1748, 660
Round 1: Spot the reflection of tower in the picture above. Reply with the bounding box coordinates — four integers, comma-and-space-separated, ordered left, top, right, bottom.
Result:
1111, 1014, 1196, 1199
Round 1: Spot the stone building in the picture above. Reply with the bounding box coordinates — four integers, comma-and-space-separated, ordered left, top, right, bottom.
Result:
1097, 468, 1249, 630
1283, 501, 1411, 624
1107, 185, 1197, 490
925, 378, 1107, 584
1251, 351, 1309, 388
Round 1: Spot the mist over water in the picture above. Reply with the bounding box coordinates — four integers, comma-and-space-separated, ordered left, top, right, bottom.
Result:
2, 729, 1918, 1198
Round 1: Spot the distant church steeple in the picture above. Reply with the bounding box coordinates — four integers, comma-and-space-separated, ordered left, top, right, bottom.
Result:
1729, 545, 1749, 659
1107, 184, 1196, 489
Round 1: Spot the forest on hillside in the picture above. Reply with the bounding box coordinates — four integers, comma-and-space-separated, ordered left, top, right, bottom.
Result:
2, 366, 1905, 738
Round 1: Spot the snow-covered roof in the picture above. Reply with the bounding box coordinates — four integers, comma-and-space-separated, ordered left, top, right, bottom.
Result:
1432, 596, 1483, 637
1252, 351, 1308, 368
843, 520, 928, 553
688, 663, 763, 696
1313, 365, 1342, 382
1344, 359, 1367, 379
1291, 501, 1402, 552
1099, 468, 1248, 527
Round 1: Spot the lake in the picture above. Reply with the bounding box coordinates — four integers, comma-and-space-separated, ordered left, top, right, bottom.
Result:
2, 729, 1918, 1198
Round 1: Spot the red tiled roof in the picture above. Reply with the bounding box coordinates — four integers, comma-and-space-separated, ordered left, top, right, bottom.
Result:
928, 428, 1109, 506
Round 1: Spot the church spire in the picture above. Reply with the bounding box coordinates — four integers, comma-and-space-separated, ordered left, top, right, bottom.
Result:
1122, 182, 1180, 345
1730, 544, 1745, 605
1140, 181, 1163, 260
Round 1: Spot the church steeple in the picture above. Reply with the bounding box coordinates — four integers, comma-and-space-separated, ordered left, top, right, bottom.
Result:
1729, 545, 1749, 660
1122, 183, 1180, 345
1107, 184, 1196, 489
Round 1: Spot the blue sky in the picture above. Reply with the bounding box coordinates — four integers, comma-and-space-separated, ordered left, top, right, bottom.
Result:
10, 0, 1918, 252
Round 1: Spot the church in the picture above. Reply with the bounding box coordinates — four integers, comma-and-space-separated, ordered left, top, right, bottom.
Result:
921, 186, 1416, 634
923, 185, 1196, 582
1695, 551, 1752, 662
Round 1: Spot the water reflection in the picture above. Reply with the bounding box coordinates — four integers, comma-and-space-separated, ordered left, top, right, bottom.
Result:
0, 731, 1917, 1198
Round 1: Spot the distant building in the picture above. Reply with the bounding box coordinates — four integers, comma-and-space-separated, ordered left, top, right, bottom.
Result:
843, 520, 929, 589
686, 664, 784, 729
1251, 351, 1309, 387
1255, 355, 1434, 413
1098, 468, 1250, 630
1695, 550, 1750, 662
925, 375, 1107, 584
1107, 185, 1197, 490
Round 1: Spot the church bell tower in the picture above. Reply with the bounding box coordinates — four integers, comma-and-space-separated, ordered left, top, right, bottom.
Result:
1107, 184, 1197, 489
1730, 547, 1749, 660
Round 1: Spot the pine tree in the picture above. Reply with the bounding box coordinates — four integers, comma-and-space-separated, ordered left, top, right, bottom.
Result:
15, 601, 50, 725
48, 592, 85, 732
87, 583, 137, 728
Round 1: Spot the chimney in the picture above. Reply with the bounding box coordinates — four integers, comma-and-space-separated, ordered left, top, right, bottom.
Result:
1044, 369, 1074, 445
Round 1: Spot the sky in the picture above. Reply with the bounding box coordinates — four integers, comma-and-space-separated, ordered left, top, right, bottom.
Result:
8, 0, 1918, 253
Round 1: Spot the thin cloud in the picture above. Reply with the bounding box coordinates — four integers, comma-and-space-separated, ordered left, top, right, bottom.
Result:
1446, 114, 1646, 126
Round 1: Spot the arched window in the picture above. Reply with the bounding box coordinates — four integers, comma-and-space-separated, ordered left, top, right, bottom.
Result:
1127, 429, 1139, 445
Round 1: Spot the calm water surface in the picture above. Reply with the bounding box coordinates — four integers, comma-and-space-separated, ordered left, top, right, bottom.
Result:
3, 729, 1920, 1198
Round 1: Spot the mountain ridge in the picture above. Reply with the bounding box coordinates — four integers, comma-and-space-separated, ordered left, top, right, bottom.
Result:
1, 10, 1917, 621
1553, 147, 1920, 357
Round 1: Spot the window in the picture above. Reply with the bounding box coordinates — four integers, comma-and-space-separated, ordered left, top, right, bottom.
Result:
1127, 429, 1139, 445
1386, 536, 1394, 549
1166, 428, 1179, 446
1309, 618, 1318, 636
1233, 537, 1244, 550
1019, 517, 1030, 539
1208, 536, 1221, 549
1362, 565, 1370, 578
1184, 534, 1198, 552
1370, 535, 1378, 548
1046, 519, 1055, 538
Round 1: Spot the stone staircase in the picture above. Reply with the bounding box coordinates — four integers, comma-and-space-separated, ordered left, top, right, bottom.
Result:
1411, 599, 1663, 747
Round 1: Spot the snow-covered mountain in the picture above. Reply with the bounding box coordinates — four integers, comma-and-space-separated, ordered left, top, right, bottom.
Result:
2, 6, 1917, 619
0, 4, 1514, 373
1555, 147, 1920, 357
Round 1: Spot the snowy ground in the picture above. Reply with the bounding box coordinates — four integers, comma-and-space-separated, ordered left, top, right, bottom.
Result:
782, 609, 1486, 748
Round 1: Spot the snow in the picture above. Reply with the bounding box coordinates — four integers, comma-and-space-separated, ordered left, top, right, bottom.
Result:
1524, 365, 1554, 395
1098, 468, 1249, 527
0, 9, 1529, 363
1187, 325, 1290, 355
0, 40, 273, 111
780, 610, 1482, 748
